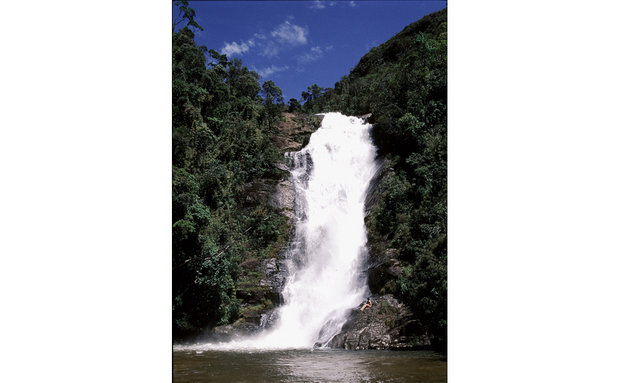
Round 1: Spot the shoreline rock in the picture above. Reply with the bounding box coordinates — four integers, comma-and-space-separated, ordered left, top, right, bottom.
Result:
327, 294, 431, 350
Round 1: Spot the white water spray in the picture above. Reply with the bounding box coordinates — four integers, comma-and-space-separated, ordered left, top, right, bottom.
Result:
176, 112, 379, 351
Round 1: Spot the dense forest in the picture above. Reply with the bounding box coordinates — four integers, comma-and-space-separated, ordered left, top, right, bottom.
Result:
173, 2, 446, 348
172, 5, 291, 336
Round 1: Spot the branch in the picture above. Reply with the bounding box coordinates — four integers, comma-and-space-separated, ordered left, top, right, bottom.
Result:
172, 9, 184, 30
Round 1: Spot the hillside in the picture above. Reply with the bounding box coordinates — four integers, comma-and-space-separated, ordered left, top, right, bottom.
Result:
304, 8, 448, 348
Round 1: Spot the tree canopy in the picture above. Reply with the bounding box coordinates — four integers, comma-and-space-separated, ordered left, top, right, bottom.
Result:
173, 22, 287, 336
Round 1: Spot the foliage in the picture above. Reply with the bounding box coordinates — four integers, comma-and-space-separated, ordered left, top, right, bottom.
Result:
173, 0, 204, 32
261, 80, 284, 105
300, 83, 326, 112
172, 5, 287, 337
303, 8, 447, 347
287, 98, 302, 113
261, 80, 285, 120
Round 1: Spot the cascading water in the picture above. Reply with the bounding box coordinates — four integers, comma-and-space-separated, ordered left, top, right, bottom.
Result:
176, 112, 379, 351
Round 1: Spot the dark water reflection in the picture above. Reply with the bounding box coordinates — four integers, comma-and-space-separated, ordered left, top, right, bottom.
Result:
173, 349, 446, 382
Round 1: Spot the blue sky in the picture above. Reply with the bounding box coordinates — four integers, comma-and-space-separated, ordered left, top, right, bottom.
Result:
179, 1, 447, 101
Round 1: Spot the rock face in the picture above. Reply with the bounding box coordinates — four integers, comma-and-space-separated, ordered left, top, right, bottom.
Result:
363, 157, 388, 217
258, 257, 287, 302
367, 248, 403, 294
362, 158, 405, 295
272, 112, 322, 153
269, 178, 295, 219
327, 295, 430, 350
234, 256, 287, 327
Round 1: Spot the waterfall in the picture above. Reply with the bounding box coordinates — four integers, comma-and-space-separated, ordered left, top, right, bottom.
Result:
260, 112, 379, 348
177, 112, 379, 351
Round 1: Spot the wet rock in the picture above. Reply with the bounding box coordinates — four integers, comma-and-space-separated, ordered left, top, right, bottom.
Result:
235, 256, 287, 329
212, 324, 234, 337
328, 295, 431, 350
269, 178, 295, 219
233, 322, 260, 335
211, 322, 260, 342
259, 308, 280, 329
258, 257, 287, 304
363, 157, 388, 217
274, 162, 289, 172
358, 113, 372, 121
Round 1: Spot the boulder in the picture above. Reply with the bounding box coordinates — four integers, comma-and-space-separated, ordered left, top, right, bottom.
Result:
327, 295, 430, 350
211, 321, 260, 342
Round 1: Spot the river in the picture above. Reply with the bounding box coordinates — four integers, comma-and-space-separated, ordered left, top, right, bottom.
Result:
173, 349, 447, 382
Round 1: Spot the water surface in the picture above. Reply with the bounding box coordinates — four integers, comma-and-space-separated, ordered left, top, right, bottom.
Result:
173, 349, 446, 382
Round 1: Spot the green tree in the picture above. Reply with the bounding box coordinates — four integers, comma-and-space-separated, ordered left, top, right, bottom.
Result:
261, 80, 284, 105
173, 0, 204, 31
172, 7, 287, 338
300, 83, 325, 113
288, 98, 301, 113
308, 83, 324, 100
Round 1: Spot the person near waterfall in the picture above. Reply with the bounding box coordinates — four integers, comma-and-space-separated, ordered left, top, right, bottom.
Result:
360, 297, 373, 311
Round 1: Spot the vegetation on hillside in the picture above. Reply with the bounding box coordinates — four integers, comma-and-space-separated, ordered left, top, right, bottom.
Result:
172, 3, 289, 337
299, 9, 448, 347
